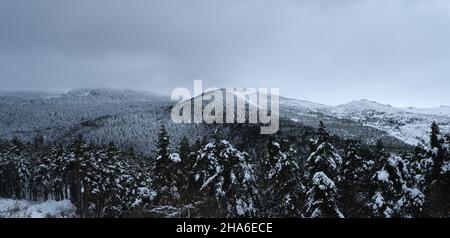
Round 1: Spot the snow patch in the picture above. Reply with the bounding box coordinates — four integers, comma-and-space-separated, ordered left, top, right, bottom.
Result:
0, 198, 76, 218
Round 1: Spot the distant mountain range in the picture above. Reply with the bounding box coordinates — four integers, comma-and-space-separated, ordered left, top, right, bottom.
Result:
0, 88, 448, 155
281, 98, 450, 146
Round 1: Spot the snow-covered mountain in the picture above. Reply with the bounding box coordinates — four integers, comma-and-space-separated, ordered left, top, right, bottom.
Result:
283, 98, 450, 146
0, 89, 448, 153
403, 105, 450, 117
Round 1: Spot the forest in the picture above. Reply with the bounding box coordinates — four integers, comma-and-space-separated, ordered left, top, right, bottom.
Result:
0, 121, 449, 218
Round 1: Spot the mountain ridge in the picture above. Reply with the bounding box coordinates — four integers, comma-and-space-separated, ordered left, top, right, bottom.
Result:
0, 88, 448, 148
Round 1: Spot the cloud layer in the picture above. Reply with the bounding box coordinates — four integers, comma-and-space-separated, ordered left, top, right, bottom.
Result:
1, 0, 449, 107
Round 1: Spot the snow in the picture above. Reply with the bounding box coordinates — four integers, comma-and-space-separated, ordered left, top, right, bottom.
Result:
1, 89, 449, 153
404, 105, 450, 117
441, 161, 450, 173
373, 192, 384, 208
312, 172, 336, 191
308, 142, 342, 170
377, 170, 389, 182
170, 153, 181, 163
336, 99, 398, 112
280, 98, 331, 112
235, 199, 246, 216
331, 100, 450, 146
406, 188, 423, 198
200, 173, 219, 191
283, 97, 450, 146
0, 198, 76, 218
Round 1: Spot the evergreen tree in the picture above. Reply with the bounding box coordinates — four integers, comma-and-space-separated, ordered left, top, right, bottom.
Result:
374, 139, 389, 169
430, 122, 442, 149
177, 137, 196, 203
64, 136, 89, 216
422, 123, 450, 217
261, 136, 304, 217
153, 125, 181, 205
305, 172, 343, 218
340, 140, 372, 217
179, 137, 191, 163
31, 154, 52, 201
192, 131, 258, 217
303, 122, 343, 218
368, 155, 424, 218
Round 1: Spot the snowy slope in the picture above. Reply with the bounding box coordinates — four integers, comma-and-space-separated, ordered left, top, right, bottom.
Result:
282, 98, 450, 146
0, 198, 76, 218
403, 106, 450, 117
332, 100, 450, 146
0, 89, 448, 151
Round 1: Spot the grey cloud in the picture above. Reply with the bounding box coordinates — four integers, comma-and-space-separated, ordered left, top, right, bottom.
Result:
0, 0, 449, 107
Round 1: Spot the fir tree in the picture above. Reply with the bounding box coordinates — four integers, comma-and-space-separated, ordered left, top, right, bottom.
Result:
192, 131, 258, 217
340, 140, 372, 217
153, 125, 180, 205
178, 137, 196, 203
430, 122, 442, 149
305, 172, 343, 218
423, 123, 450, 217
261, 136, 304, 217
303, 122, 343, 218
368, 155, 424, 218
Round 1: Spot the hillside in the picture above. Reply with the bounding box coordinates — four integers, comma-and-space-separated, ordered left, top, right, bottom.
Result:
2, 88, 448, 155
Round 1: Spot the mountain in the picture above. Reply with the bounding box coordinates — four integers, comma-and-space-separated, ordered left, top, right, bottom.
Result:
0, 89, 176, 154
0, 89, 448, 155
403, 105, 450, 117
283, 98, 450, 146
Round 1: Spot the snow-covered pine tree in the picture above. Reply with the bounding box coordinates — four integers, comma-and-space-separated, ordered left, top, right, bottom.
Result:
306, 172, 343, 218
423, 122, 450, 217
430, 122, 443, 149
368, 155, 424, 218
261, 136, 303, 217
179, 137, 191, 162
48, 143, 66, 201
177, 136, 195, 202
193, 131, 258, 217
31, 153, 52, 201
373, 139, 390, 170
63, 136, 89, 217
340, 140, 373, 217
152, 125, 180, 205
0, 138, 32, 200
407, 144, 429, 198
429, 122, 446, 180
303, 122, 343, 218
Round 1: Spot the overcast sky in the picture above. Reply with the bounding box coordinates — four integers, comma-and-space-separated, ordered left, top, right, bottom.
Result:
1, 0, 449, 107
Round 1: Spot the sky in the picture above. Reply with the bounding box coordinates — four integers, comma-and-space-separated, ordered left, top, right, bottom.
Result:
0, 0, 449, 108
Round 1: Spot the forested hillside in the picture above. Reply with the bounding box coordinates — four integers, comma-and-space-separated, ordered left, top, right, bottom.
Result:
1, 122, 449, 218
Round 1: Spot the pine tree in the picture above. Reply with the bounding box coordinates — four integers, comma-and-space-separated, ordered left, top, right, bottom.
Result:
303, 122, 343, 218
423, 123, 450, 217
261, 136, 303, 217
374, 139, 389, 169
179, 137, 191, 162
340, 140, 372, 217
409, 144, 428, 193
177, 137, 196, 203
368, 155, 424, 218
305, 172, 343, 218
49, 143, 66, 201
31, 154, 52, 201
317, 121, 330, 145
192, 131, 258, 217
153, 125, 181, 205
430, 122, 442, 149
156, 125, 170, 161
